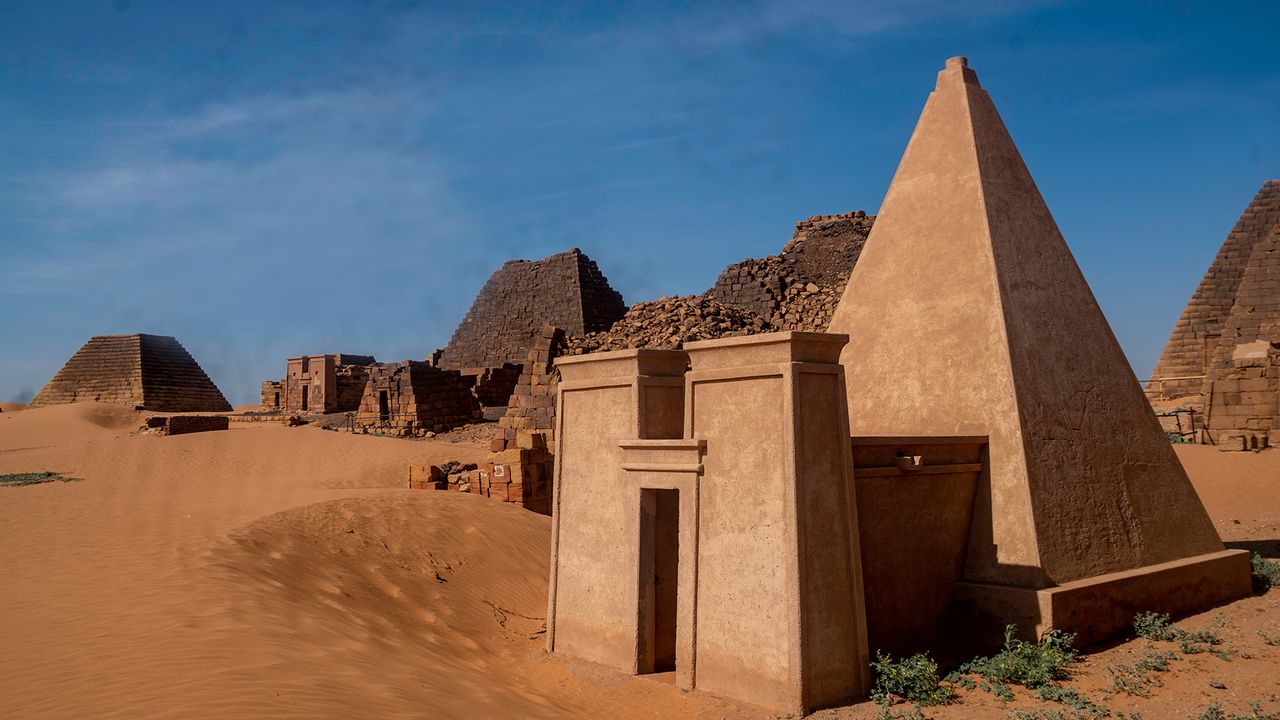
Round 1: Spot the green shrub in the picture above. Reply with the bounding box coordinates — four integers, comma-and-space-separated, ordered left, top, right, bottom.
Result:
950, 625, 1078, 700
1035, 685, 1109, 718
1133, 612, 1175, 641
1131, 612, 1223, 654
870, 651, 954, 707
1251, 554, 1280, 592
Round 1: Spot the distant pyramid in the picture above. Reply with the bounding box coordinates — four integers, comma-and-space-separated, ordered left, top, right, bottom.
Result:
1150, 181, 1280, 442
438, 248, 626, 370
827, 57, 1247, 641
30, 334, 232, 412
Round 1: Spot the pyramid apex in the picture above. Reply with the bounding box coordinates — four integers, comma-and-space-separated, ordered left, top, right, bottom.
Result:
937, 55, 980, 89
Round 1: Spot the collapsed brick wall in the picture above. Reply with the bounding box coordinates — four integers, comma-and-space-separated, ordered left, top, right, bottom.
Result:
30, 334, 232, 412
438, 248, 626, 370
334, 365, 372, 412
461, 363, 523, 419
706, 211, 874, 331
146, 415, 230, 436
356, 361, 479, 435
1151, 181, 1280, 399
495, 326, 564, 441
261, 380, 282, 408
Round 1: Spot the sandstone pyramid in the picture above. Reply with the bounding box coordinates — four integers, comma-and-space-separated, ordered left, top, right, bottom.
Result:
30, 334, 232, 412
827, 57, 1247, 638
1151, 181, 1280, 397
438, 248, 626, 370
1150, 181, 1280, 443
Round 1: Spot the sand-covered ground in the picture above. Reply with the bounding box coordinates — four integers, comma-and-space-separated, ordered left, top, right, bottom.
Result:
1, 402, 1277, 719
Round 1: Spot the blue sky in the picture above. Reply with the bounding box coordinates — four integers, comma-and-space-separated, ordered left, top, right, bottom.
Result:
2, 1, 1277, 406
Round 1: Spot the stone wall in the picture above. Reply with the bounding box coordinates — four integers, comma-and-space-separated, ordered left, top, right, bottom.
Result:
494, 325, 564, 442
461, 363, 523, 419
438, 248, 626, 370
261, 380, 282, 409
273, 354, 375, 414
1151, 181, 1280, 399
30, 334, 231, 412
146, 415, 230, 436
355, 361, 479, 435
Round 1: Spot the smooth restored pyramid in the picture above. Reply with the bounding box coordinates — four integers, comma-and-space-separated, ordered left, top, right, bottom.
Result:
828, 57, 1250, 641
30, 334, 232, 412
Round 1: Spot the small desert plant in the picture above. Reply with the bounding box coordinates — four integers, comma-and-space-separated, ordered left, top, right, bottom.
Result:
1131, 612, 1223, 655
1190, 701, 1278, 720
1106, 648, 1177, 696
1251, 553, 1280, 591
1133, 612, 1175, 641
870, 651, 954, 706
0, 471, 81, 487
1035, 685, 1110, 718
949, 625, 1078, 700
1008, 710, 1143, 720
1258, 628, 1280, 646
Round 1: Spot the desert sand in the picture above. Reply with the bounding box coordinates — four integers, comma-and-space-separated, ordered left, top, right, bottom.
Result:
1, 402, 1277, 719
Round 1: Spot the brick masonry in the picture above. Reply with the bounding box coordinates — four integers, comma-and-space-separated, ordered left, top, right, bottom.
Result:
1150, 180, 1280, 445
355, 361, 480, 435
146, 415, 231, 435
438, 248, 626, 370
30, 334, 232, 412
1151, 181, 1280, 398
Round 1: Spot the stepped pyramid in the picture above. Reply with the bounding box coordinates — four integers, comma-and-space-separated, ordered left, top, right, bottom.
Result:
827, 57, 1249, 641
438, 248, 626, 370
1151, 181, 1280, 396
30, 334, 232, 412
1150, 181, 1280, 443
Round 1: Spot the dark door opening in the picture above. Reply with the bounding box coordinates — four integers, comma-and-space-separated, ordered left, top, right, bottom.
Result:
273, 392, 280, 408
378, 390, 390, 422
301, 385, 309, 411
639, 488, 679, 674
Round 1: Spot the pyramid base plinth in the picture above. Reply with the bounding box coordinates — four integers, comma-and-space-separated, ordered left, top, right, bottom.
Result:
951, 549, 1252, 648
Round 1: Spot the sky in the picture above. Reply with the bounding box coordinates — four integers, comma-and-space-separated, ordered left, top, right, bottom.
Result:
1, 1, 1277, 406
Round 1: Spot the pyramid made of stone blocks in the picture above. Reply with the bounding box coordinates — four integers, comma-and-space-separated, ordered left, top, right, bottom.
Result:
1151, 180, 1280, 400
827, 57, 1248, 641
439, 248, 626, 370
30, 334, 232, 412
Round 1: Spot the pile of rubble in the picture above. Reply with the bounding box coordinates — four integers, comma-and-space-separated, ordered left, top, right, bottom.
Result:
706, 211, 873, 331
566, 296, 771, 354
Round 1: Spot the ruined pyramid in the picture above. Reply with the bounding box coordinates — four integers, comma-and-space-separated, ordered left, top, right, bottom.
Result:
1150, 180, 1280, 443
30, 334, 232, 412
438, 248, 626, 370
827, 57, 1249, 641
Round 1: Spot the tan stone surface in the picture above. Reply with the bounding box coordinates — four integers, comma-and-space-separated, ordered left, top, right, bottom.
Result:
827, 56, 1240, 610
549, 332, 868, 714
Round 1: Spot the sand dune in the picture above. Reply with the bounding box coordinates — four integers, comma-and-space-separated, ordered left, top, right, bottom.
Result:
1, 402, 1276, 718
0, 403, 730, 719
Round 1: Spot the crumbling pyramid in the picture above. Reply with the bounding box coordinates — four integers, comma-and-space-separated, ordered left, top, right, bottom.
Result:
30, 334, 232, 412
827, 57, 1249, 641
438, 248, 626, 370
1150, 181, 1280, 444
